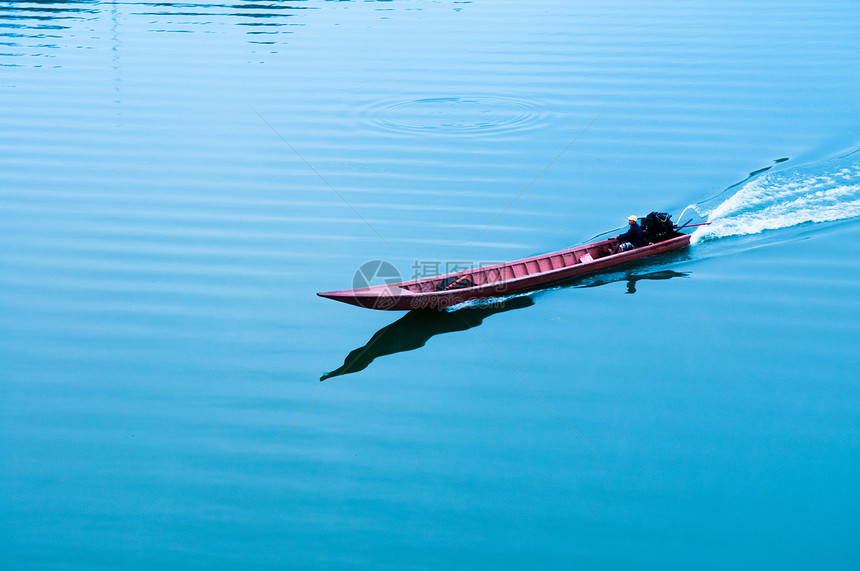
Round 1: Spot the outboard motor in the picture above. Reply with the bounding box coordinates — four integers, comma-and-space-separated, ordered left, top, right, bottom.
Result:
642, 212, 675, 243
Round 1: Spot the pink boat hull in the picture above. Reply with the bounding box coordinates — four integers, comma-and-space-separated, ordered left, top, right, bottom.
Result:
318, 234, 691, 310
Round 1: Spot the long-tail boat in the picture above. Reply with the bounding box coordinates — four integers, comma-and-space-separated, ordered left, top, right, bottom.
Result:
318, 213, 693, 311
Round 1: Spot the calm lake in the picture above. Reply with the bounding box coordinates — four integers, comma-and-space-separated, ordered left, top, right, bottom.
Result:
2, 0, 859, 568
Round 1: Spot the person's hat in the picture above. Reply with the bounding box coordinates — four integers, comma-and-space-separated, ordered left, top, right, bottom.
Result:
628, 215, 638, 222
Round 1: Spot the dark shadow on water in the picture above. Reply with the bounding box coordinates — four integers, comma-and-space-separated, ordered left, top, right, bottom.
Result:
553, 247, 692, 292
321, 262, 692, 380
321, 296, 534, 381
575, 269, 689, 294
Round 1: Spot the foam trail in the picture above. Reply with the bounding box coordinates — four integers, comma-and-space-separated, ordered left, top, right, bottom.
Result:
690, 153, 860, 244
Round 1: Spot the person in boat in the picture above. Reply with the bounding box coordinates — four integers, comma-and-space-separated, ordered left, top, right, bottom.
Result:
614, 215, 644, 253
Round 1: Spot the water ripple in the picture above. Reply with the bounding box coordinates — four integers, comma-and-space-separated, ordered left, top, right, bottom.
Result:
365, 96, 545, 135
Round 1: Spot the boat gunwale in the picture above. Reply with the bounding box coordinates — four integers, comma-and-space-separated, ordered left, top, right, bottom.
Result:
318, 234, 690, 299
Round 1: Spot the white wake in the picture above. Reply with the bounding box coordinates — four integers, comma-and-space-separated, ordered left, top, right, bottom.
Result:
684, 152, 860, 244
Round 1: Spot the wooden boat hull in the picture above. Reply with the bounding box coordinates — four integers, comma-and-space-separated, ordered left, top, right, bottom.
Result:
318, 233, 691, 310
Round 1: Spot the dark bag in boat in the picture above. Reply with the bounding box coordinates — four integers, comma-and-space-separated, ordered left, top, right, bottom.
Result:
436, 276, 474, 291
642, 212, 674, 243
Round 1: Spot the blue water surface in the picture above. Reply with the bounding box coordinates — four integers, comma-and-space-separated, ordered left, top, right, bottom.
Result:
2, 0, 859, 568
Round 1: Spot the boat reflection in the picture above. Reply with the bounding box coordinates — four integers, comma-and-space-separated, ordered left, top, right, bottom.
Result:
321, 296, 535, 381
575, 269, 690, 294
321, 268, 691, 380
0, 0, 305, 65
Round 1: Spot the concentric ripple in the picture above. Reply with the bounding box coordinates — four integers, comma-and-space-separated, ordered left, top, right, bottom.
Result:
367, 96, 544, 134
